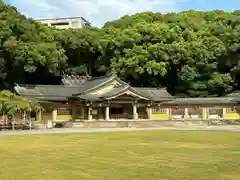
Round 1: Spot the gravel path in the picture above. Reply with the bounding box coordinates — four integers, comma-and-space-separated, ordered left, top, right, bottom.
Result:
0, 126, 240, 136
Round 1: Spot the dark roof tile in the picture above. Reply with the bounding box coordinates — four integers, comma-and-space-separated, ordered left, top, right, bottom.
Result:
134, 88, 173, 101
163, 97, 236, 105
14, 75, 116, 97
14, 85, 85, 97
14, 76, 173, 102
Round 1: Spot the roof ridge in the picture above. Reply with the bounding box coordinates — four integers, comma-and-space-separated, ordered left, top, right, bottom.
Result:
133, 87, 168, 92
176, 97, 231, 99
36, 85, 83, 88
16, 84, 85, 88
134, 87, 167, 90
85, 75, 113, 81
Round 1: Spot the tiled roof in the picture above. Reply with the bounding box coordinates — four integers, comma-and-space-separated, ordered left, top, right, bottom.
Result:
14, 75, 117, 97
13, 75, 185, 103
162, 97, 236, 105
14, 85, 85, 97
134, 88, 173, 101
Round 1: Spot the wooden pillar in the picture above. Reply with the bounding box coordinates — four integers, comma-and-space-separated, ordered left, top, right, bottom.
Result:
52, 108, 57, 121
184, 108, 189, 120
147, 105, 152, 120
222, 108, 226, 119
169, 108, 172, 120
148, 107, 152, 120
202, 108, 207, 120
105, 106, 110, 120
133, 102, 138, 119
88, 106, 92, 121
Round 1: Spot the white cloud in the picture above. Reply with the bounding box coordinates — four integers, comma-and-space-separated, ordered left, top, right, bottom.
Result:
8, 0, 183, 27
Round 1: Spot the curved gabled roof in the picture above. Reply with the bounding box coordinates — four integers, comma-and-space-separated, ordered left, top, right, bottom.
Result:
14, 75, 125, 98
14, 75, 173, 102
76, 86, 173, 102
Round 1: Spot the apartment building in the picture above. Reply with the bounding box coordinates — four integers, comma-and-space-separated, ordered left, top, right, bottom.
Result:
36, 17, 91, 29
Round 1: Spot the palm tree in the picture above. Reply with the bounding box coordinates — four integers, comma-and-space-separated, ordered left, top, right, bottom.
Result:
0, 90, 42, 130
19, 97, 42, 130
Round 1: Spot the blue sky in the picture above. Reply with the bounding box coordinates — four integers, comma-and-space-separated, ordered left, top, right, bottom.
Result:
4, 0, 240, 27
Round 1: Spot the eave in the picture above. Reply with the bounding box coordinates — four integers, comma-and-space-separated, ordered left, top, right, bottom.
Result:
100, 86, 151, 101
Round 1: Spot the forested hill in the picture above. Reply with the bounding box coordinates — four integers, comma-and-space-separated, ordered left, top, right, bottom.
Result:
1, 4, 240, 97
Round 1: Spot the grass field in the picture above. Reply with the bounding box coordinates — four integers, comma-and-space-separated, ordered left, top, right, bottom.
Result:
0, 131, 240, 180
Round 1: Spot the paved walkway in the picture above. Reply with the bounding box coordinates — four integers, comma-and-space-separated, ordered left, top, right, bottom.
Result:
1, 126, 240, 136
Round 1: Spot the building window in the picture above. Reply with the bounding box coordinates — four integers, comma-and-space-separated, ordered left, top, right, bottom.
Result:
51, 22, 69, 26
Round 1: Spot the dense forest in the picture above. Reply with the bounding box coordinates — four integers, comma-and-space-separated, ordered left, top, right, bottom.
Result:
1, 4, 240, 97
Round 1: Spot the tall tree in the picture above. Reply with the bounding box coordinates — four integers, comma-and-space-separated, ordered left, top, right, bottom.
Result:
0, 4, 67, 87
55, 27, 105, 77
101, 10, 240, 96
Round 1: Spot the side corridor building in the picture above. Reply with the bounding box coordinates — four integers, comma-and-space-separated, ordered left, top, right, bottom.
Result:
14, 75, 240, 122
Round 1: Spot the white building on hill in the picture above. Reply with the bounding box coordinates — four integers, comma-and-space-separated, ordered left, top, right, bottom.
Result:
36, 17, 91, 29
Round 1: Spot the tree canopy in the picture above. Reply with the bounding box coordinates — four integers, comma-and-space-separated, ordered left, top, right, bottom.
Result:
101, 11, 240, 96
0, 5, 67, 87
1, 4, 240, 97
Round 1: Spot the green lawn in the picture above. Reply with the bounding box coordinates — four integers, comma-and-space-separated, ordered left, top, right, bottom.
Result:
0, 131, 240, 180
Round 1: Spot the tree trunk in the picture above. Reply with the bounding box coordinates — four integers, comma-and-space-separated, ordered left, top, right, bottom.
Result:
29, 111, 32, 130
12, 121, 15, 131
2, 115, 5, 131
